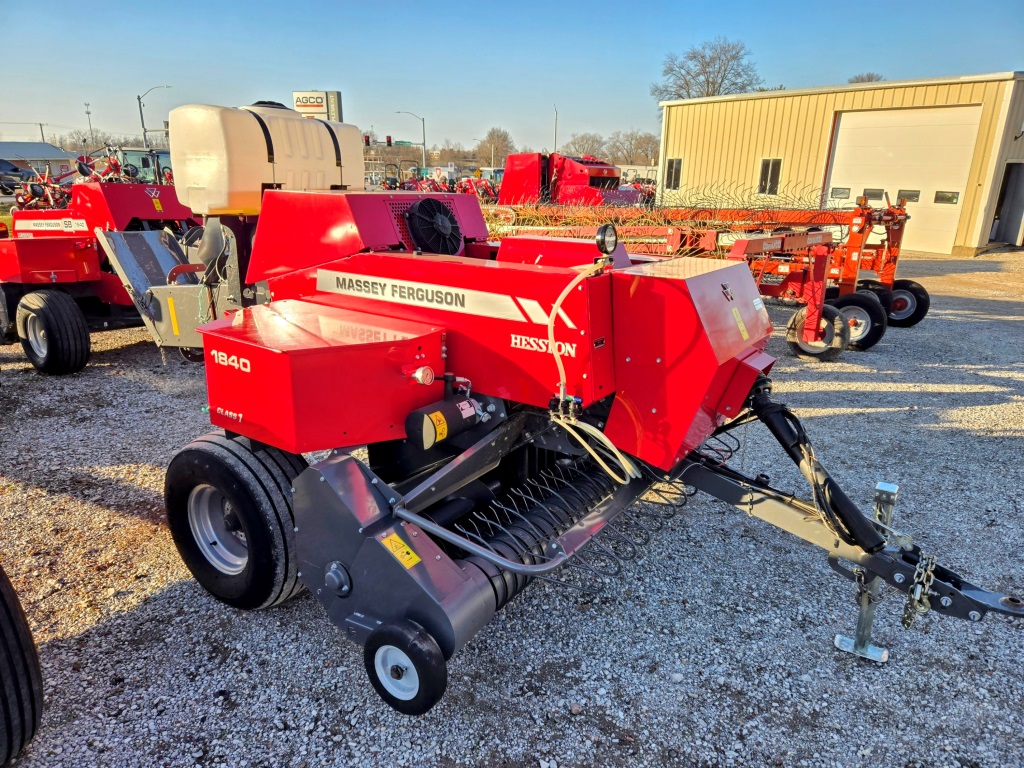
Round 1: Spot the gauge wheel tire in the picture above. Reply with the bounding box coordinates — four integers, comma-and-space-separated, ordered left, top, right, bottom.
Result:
15, 290, 90, 374
832, 292, 888, 351
165, 431, 308, 610
856, 280, 894, 313
364, 620, 448, 716
785, 304, 851, 362
178, 347, 204, 363
888, 279, 930, 328
824, 286, 840, 303
0, 562, 43, 766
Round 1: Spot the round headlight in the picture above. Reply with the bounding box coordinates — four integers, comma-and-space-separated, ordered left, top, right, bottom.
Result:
596, 223, 618, 255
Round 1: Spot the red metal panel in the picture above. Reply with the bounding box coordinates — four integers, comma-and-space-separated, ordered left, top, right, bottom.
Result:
199, 301, 446, 453
603, 259, 773, 470
248, 191, 490, 284
496, 154, 543, 205
0, 237, 101, 284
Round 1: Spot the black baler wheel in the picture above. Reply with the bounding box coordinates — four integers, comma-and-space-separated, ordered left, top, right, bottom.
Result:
832, 292, 888, 351
785, 305, 850, 362
364, 620, 447, 716
888, 279, 930, 327
0, 562, 43, 766
15, 290, 90, 374
165, 431, 308, 610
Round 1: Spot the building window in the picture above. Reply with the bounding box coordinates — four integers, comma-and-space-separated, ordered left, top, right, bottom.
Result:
830, 187, 850, 200
934, 191, 960, 204
897, 189, 920, 203
664, 159, 682, 190
863, 188, 885, 201
758, 159, 782, 195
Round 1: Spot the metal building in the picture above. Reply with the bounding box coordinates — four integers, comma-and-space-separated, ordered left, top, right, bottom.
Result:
658, 72, 1024, 255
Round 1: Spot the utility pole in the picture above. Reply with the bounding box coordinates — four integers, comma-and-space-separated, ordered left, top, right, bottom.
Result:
137, 85, 171, 149
396, 111, 427, 172
38, 123, 45, 142
84, 103, 95, 147
552, 105, 558, 154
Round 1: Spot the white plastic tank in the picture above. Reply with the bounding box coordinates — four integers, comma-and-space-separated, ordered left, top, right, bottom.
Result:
169, 102, 365, 215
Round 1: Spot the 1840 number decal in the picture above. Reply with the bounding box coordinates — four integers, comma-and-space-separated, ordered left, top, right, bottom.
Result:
209, 350, 251, 372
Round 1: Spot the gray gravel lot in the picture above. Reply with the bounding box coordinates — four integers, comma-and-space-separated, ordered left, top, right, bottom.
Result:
1, 249, 1022, 768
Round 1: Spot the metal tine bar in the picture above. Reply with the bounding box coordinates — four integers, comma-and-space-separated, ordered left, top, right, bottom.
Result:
531, 571, 599, 594
453, 522, 498, 553
468, 508, 545, 561
612, 512, 653, 545
521, 480, 581, 527
621, 502, 666, 531
569, 545, 623, 578
491, 498, 551, 544
604, 517, 648, 548
595, 525, 640, 560
538, 467, 597, 507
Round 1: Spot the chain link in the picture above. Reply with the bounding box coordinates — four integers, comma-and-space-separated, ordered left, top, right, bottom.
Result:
901, 554, 937, 629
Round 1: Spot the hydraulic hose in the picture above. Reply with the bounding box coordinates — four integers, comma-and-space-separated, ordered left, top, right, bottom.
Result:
748, 386, 886, 554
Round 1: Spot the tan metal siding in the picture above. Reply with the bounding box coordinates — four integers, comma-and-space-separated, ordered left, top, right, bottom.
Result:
662, 77, 1018, 250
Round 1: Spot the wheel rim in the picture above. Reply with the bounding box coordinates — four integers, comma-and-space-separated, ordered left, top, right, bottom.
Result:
890, 290, 916, 321
797, 315, 835, 351
187, 485, 248, 575
374, 645, 420, 701
25, 313, 47, 357
840, 306, 871, 342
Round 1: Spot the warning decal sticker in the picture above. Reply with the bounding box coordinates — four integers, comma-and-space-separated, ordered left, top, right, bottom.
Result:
732, 307, 750, 341
381, 533, 422, 569
428, 411, 448, 441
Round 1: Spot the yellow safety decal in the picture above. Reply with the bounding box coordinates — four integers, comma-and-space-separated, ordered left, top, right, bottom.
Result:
732, 307, 749, 341
381, 533, 421, 569
429, 411, 448, 441
153, 198, 163, 212
167, 296, 180, 336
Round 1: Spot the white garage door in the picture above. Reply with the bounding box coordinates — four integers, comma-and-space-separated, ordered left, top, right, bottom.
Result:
824, 106, 982, 253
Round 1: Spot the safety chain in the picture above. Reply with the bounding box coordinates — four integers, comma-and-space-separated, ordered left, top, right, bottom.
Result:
901, 554, 937, 629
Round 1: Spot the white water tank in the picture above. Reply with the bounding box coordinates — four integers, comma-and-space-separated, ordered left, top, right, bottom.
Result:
169, 102, 365, 215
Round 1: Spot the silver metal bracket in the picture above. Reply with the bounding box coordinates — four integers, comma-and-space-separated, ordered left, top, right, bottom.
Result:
834, 481, 899, 663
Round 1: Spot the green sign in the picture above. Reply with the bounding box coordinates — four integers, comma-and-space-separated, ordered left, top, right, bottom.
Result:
394, 141, 413, 146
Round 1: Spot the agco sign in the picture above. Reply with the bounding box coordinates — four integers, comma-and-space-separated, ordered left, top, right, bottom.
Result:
291, 90, 342, 121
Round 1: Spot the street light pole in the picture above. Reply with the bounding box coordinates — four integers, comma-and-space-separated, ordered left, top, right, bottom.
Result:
396, 110, 426, 172
137, 85, 171, 149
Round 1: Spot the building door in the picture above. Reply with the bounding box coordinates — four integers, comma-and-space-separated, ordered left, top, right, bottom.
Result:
991, 162, 1024, 246
823, 106, 982, 253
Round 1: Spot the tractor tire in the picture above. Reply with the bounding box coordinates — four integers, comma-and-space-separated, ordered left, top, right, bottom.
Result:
833, 292, 888, 351
15, 290, 90, 375
785, 305, 850, 362
0, 562, 43, 766
856, 279, 894, 313
824, 286, 840, 303
165, 431, 308, 610
364, 620, 447, 716
888, 279, 930, 327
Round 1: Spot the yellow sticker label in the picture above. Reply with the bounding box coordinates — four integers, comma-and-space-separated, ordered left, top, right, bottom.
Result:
428, 411, 448, 441
732, 307, 750, 341
153, 198, 163, 212
381, 533, 421, 569
167, 295, 180, 336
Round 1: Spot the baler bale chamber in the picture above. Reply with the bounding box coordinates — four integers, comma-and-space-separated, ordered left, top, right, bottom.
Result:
164, 188, 1024, 716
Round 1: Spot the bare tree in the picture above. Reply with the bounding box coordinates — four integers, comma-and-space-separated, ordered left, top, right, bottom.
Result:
474, 128, 516, 167
848, 72, 885, 83
651, 37, 764, 101
605, 129, 660, 165
559, 132, 605, 158
47, 128, 164, 153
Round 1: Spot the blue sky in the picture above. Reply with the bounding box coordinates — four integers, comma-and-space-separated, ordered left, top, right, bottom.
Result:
4, 0, 1022, 151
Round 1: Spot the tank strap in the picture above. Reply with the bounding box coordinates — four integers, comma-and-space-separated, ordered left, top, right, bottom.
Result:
242, 109, 275, 164
314, 119, 343, 169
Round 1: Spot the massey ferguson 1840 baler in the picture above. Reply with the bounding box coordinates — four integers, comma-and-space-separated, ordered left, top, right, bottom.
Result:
163, 184, 1024, 715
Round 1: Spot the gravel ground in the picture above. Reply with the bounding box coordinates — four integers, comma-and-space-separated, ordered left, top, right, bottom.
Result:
1, 249, 1022, 768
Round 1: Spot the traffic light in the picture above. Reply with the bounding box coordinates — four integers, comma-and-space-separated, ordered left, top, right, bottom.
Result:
363, 135, 370, 147
386, 135, 392, 147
